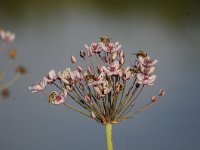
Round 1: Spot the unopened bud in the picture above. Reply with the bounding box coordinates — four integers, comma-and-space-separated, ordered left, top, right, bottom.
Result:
119, 57, 125, 65
159, 88, 165, 96
97, 65, 101, 74
131, 101, 135, 107
87, 48, 92, 57
84, 96, 91, 102
87, 66, 92, 73
120, 50, 124, 58
80, 49, 85, 58
151, 96, 158, 102
91, 111, 96, 119
71, 55, 77, 64
77, 65, 83, 72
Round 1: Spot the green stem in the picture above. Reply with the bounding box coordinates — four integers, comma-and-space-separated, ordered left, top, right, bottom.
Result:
105, 123, 113, 150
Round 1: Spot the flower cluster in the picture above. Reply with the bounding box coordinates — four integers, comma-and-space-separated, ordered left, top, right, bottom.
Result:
29, 37, 164, 124
0, 28, 26, 99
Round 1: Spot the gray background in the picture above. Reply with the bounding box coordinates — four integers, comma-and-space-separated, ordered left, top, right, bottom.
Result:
0, 0, 200, 150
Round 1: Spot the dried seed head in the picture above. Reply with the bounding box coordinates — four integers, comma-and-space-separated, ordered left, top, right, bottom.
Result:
151, 96, 158, 102
8, 49, 17, 59
16, 66, 27, 75
159, 88, 165, 96
1, 88, 10, 98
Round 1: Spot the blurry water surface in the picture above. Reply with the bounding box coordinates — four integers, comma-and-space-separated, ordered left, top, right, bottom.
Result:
0, 1, 200, 150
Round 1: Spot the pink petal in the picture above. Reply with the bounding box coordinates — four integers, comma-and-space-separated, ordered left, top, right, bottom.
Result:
48, 69, 57, 80
147, 67, 155, 75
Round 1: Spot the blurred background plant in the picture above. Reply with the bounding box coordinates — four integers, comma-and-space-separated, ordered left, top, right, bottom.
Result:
0, 28, 26, 100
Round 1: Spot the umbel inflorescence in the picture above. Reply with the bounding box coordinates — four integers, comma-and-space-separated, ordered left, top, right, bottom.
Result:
29, 37, 164, 125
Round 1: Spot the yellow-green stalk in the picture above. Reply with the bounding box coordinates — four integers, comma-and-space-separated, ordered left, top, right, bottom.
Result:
105, 123, 113, 150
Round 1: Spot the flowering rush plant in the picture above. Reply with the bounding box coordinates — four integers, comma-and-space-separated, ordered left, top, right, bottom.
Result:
0, 28, 26, 98
29, 37, 164, 150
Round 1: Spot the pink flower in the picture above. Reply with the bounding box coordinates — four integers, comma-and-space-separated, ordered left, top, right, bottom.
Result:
48, 91, 66, 105
100, 42, 121, 53
84, 44, 93, 56
140, 66, 155, 75
73, 70, 83, 80
58, 68, 75, 91
43, 69, 57, 83
93, 81, 112, 97
0, 30, 15, 42
138, 56, 158, 67
58, 68, 75, 84
29, 79, 47, 93
112, 52, 118, 60
85, 43, 101, 53
119, 67, 133, 80
101, 61, 121, 76
136, 73, 156, 86
88, 72, 106, 86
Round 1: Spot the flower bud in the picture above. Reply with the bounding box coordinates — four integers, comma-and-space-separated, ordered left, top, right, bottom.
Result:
159, 88, 165, 96
120, 50, 124, 58
151, 96, 157, 102
77, 65, 83, 72
87, 48, 92, 57
84, 96, 91, 102
119, 57, 125, 65
71, 55, 77, 64
87, 66, 92, 73
80, 49, 85, 58
131, 101, 135, 107
91, 111, 96, 119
